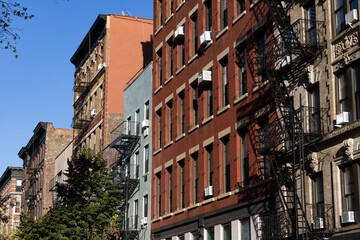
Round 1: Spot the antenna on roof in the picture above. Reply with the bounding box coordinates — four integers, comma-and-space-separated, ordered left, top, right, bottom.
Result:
124, 9, 131, 16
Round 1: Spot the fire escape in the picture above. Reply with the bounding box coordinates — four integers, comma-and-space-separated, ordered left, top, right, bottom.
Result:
109, 120, 140, 240
253, 1, 332, 239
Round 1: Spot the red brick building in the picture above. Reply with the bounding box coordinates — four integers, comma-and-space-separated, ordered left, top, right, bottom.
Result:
151, 0, 276, 238
18, 122, 72, 219
70, 14, 153, 166
0, 167, 22, 235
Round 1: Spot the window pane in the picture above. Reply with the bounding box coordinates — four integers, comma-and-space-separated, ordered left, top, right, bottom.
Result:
241, 218, 251, 240
206, 227, 215, 240
223, 223, 231, 240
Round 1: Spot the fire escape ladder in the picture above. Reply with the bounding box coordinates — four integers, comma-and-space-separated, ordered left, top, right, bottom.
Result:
109, 121, 140, 240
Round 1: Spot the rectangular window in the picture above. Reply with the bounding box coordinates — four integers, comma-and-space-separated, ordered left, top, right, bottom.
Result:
334, 0, 345, 34
144, 194, 148, 218
167, 39, 173, 78
237, 0, 245, 16
135, 109, 140, 135
179, 91, 185, 134
354, 65, 360, 119
156, 172, 162, 216
135, 151, 140, 179
308, 84, 321, 134
220, 58, 229, 107
169, 0, 173, 16
145, 101, 150, 120
179, 160, 185, 208
180, 40, 185, 67
144, 145, 149, 182
205, 0, 212, 31
256, 31, 267, 84
207, 88, 213, 117
15, 201, 20, 214
220, 0, 228, 30
236, 47, 247, 96
127, 116, 132, 135
206, 145, 214, 186
157, 0, 163, 28
223, 222, 232, 240
167, 101, 173, 142
156, 110, 162, 149
343, 166, 355, 211
191, 12, 198, 56
338, 72, 350, 113
134, 199, 139, 229
312, 175, 324, 219
192, 84, 198, 126
157, 49, 163, 87
222, 137, 231, 192
167, 167, 173, 212
240, 131, 249, 186
241, 217, 251, 240
206, 226, 215, 240
192, 153, 198, 203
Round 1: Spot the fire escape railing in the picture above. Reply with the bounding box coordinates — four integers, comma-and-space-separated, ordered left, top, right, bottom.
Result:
72, 110, 91, 130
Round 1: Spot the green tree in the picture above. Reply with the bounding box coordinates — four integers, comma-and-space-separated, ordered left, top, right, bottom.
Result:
0, 0, 34, 56
15, 149, 122, 240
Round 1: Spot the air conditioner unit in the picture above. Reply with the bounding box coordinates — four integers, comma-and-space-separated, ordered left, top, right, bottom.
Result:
198, 70, 212, 85
142, 119, 150, 128
336, 112, 350, 125
200, 31, 212, 45
280, 55, 291, 67
98, 63, 103, 70
141, 217, 148, 226
90, 109, 97, 117
345, 9, 359, 26
341, 211, 356, 224
204, 186, 213, 197
312, 218, 324, 229
174, 26, 185, 39
143, 128, 149, 137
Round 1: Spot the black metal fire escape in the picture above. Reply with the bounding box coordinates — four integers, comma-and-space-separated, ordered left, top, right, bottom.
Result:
254, 1, 332, 239
109, 120, 140, 240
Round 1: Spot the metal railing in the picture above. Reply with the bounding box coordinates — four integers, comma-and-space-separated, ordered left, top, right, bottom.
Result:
72, 111, 91, 130
306, 203, 334, 232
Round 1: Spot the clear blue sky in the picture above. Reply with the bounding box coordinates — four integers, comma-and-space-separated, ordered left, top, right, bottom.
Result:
0, 0, 153, 175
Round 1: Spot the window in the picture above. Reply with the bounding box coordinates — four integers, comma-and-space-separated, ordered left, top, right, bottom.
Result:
15, 201, 20, 214
168, 0, 173, 16
127, 116, 132, 135
205, 68, 213, 118
308, 84, 321, 134
135, 151, 140, 179
191, 12, 198, 56
156, 109, 162, 149
191, 83, 198, 127
256, 31, 267, 84
305, 1, 317, 44
241, 217, 251, 240
223, 222, 232, 240
135, 109, 140, 135
178, 91, 185, 135
220, 57, 229, 107
334, 0, 358, 34
156, 172, 162, 217
205, 0, 212, 31
312, 174, 324, 219
222, 137, 231, 192
236, 0, 246, 16
167, 167, 173, 212
176, 27, 185, 68
157, 0, 163, 28
167, 100, 173, 142
220, 0, 228, 30
179, 160, 185, 208
192, 153, 199, 203
206, 226, 215, 240
240, 131, 249, 187
157, 49, 163, 87
144, 194, 148, 218
236, 47, 247, 97
167, 39, 173, 78
144, 145, 149, 182
342, 166, 355, 211
134, 199, 139, 229
206, 145, 214, 187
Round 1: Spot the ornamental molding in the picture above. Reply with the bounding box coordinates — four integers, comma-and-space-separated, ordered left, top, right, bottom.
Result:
343, 138, 354, 160
334, 31, 359, 59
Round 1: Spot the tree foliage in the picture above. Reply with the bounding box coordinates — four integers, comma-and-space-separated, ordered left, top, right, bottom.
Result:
15, 149, 122, 240
0, 0, 34, 56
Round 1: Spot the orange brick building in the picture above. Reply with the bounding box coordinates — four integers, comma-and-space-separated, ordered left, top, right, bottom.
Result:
151, 0, 277, 238
70, 14, 153, 165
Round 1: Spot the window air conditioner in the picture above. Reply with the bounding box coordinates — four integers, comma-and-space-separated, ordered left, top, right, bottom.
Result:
143, 128, 149, 137
341, 211, 356, 224
204, 186, 214, 197
174, 26, 185, 39
141, 217, 148, 226
142, 119, 150, 128
198, 70, 212, 85
90, 109, 97, 117
345, 10, 359, 26
200, 31, 212, 45
312, 218, 324, 230
336, 112, 350, 125
280, 55, 291, 68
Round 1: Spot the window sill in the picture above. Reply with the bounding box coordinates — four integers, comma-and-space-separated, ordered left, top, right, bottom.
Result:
216, 191, 232, 200
153, 148, 162, 156
176, 1, 185, 12
252, 80, 269, 93
174, 208, 186, 215
217, 105, 230, 116
176, 65, 185, 76
154, 85, 163, 95
204, 40, 213, 50
188, 203, 200, 210
154, 25, 163, 36
234, 93, 248, 105
164, 140, 173, 149
201, 197, 215, 206
175, 133, 185, 142
165, 14, 173, 25
151, 217, 161, 223
202, 115, 214, 126
216, 26, 228, 40
250, 0, 260, 9
164, 75, 173, 85
188, 53, 198, 65
232, 11, 246, 25
188, 124, 199, 133
162, 213, 173, 219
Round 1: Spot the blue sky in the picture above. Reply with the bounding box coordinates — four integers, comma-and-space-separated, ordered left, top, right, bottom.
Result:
0, 0, 153, 176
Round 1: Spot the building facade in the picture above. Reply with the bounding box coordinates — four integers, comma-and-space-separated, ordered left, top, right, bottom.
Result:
121, 62, 153, 240
151, 0, 276, 239
0, 167, 22, 235
70, 14, 153, 167
18, 122, 72, 219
